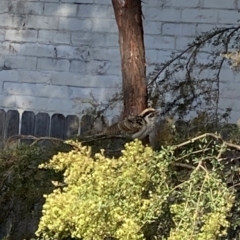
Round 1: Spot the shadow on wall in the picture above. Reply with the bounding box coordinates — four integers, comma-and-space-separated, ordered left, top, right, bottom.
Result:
1, 0, 121, 117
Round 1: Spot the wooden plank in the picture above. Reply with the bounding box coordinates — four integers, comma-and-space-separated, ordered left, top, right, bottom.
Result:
0, 109, 6, 148
34, 113, 50, 137
21, 111, 35, 144
5, 110, 19, 139
50, 114, 65, 139
80, 114, 95, 136
64, 115, 79, 139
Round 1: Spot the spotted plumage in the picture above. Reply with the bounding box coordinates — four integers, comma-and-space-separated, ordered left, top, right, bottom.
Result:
96, 108, 156, 139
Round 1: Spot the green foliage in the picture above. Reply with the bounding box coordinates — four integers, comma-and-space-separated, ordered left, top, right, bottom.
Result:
0, 142, 72, 239
36, 140, 172, 240
36, 138, 236, 240
169, 171, 234, 240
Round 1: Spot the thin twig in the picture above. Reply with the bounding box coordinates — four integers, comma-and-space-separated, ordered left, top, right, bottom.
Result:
173, 133, 240, 151
175, 148, 211, 162
214, 27, 238, 118
0, 165, 14, 189
174, 163, 195, 169
5, 134, 65, 147
148, 26, 240, 87
5, 134, 128, 148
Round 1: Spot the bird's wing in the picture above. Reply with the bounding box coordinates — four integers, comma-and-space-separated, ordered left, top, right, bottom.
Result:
97, 116, 144, 136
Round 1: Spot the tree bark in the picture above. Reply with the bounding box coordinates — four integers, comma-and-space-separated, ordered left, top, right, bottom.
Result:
112, 0, 147, 118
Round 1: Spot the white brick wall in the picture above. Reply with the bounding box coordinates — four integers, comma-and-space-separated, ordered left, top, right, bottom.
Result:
0, 0, 240, 123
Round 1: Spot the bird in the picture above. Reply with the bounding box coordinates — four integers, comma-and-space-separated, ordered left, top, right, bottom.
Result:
95, 107, 156, 139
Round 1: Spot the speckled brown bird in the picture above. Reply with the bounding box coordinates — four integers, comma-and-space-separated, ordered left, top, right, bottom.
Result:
96, 108, 156, 139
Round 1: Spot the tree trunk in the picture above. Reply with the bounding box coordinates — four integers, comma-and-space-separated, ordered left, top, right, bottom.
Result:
112, 0, 147, 118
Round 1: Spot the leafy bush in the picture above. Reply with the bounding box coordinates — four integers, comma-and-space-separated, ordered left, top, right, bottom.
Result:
36, 138, 236, 240
0, 142, 71, 240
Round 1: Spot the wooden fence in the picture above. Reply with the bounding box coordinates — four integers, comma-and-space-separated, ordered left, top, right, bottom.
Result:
0, 109, 97, 147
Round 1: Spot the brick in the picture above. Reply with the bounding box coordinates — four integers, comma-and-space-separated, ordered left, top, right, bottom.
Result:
18, 70, 52, 83
143, 21, 161, 35
94, 0, 111, 4
220, 81, 240, 99
9, 43, 55, 58
9, 2, 44, 15
105, 33, 119, 47
0, 14, 12, 27
182, 9, 218, 23
0, 29, 5, 41
0, 82, 3, 94
5, 30, 38, 43
37, 58, 69, 71
218, 97, 240, 111
219, 67, 239, 82
92, 18, 118, 33
91, 47, 120, 61
0, 94, 16, 108
162, 23, 196, 36
69, 87, 117, 102
70, 59, 120, 76
144, 35, 175, 50
52, 72, 120, 87
0, 56, 4, 67
143, 8, 181, 22
0, 70, 18, 82
145, 50, 158, 64
70, 60, 87, 74
59, 17, 92, 31
44, 3, 77, 17
12, 15, 58, 29
175, 36, 195, 50
167, 0, 200, 7
218, 10, 240, 24
78, 4, 114, 18
230, 111, 240, 124
196, 24, 216, 34
86, 61, 118, 75
35, 84, 69, 99
11, 15, 28, 28
103, 61, 121, 76
0, 2, 9, 13
204, 0, 235, 9
146, 0, 199, 7
38, 30, 70, 44
146, 64, 156, 76
86, 60, 113, 75
40, 0, 59, 2
3, 82, 35, 96
61, 0, 93, 3
5, 56, 37, 70
146, 49, 172, 64
56, 46, 90, 61
0, 42, 15, 55
15, 96, 48, 111
71, 32, 94, 46
71, 32, 106, 47
46, 98, 76, 112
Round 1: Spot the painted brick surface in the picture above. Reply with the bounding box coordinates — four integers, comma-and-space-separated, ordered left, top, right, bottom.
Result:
0, 0, 239, 124
44, 3, 78, 17
5, 30, 38, 42
38, 30, 71, 44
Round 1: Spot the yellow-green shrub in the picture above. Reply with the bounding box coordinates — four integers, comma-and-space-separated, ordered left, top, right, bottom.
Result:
36, 139, 235, 240
36, 140, 172, 240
